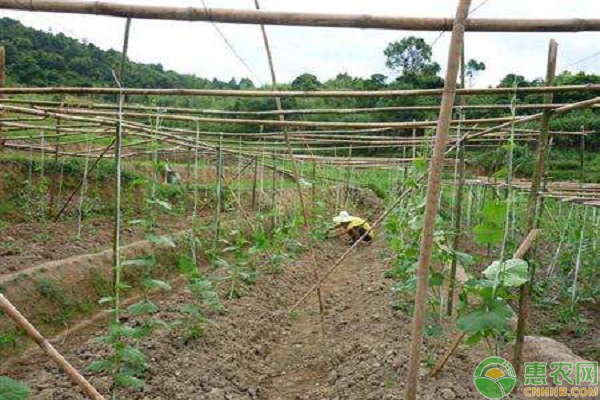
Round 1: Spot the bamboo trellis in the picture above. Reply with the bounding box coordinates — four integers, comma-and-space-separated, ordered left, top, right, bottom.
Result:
1, 2, 600, 400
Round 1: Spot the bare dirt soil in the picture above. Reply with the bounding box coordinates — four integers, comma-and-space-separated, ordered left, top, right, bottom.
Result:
4, 239, 484, 400
0, 215, 192, 275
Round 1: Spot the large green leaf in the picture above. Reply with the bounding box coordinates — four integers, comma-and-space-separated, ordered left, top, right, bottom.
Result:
177, 256, 196, 277
482, 200, 507, 225
473, 200, 507, 246
144, 279, 172, 292
483, 259, 529, 287
86, 360, 110, 374
128, 300, 158, 316
0, 376, 30, 400
473, 222, 503, 246
149, 235, 176, 248
121, 346, 146, 368
115, 373, 144, 389
457, 299, 513, 333
122, 258, 151, 267
147, 199, 172, 211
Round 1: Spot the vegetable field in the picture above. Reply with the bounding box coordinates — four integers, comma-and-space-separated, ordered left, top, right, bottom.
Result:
0, 1, 599, 400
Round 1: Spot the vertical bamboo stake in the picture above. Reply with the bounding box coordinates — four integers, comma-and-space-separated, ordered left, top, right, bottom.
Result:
213, 134, 224, 251
498, 88, 518, 264
260, 138, 266, 213
0, 46, 5, 215
579, 125, 585, 186
57, 158, 65, 214
547, 203, 574, 278
447, 46, 467, 317
237, 137, 243, 229
48, 103, 62, 215
253, 0, 325, 336
412, 123, 417, 159
191, 123, 200, 269
405, 1, 471, 399
0, 294, 105, 400
0, 46, 4, 155
513, 39, 558, 376
252, 155, 259, 211
40, 130, 45, 180
344, 144, 353, 210
77, 134, 92, 238
571, 207, 588, 309
271, 151, 277, 227
112, 17, 131, 324
312, 161, 316, 208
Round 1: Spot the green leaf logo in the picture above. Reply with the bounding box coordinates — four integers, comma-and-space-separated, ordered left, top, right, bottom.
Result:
473, 357, 517, 399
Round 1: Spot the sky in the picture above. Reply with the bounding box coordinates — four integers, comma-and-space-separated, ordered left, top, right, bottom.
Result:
1, 0, 599, 87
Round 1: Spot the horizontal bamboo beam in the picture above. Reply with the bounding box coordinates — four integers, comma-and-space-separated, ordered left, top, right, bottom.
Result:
5, 98, 600, 116
1, 84, 599, 97
6, 105, 519, 129
1, 1, 600, 32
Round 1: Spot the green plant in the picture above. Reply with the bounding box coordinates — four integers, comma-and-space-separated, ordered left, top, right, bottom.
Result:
176, 255, 224, 341
0, 376, 31, 400
384, 161, 452, 314
0, 329, 21, 352
87, 322, 148, 390
457, 259, 528, 353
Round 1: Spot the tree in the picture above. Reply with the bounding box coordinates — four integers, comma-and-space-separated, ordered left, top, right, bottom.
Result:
384, 36, 433, 75
238, 78, 255, 89
465, 59, 486, 87
291, 73, 322, 91
364, 73, 387, 90
498, 73, 530, 88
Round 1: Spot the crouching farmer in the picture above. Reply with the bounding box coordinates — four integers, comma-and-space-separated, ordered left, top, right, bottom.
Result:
329, 211, 374, 245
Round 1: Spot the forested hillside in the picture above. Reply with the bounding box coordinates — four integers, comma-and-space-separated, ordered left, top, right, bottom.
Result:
0, 17, 246, 89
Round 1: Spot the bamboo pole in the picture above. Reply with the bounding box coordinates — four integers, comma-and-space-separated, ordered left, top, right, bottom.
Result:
191, 123, 200, 269
47, 106, 63, 215
513, 39, 558, 377
253, 0, 326, 337
571, 208, 588, 308
251, 155, 259, 211
213, 136, 224, 251
24, 106, 523, 129
405, 2, 471, 399
0, 294, 105, 400
447, 46, 467, 317
0, 46, 4, 154
450, 96, 600, 153
579, 125, 585, 186
1, 84, 599, 97
2, 1, 600, 32
53, 141, 116, 221
271, 151, 277, 227
5, 98, 599, 115
112, 17, 131, 325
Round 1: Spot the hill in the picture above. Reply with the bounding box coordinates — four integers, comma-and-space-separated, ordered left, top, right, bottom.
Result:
0, 17, 252, 90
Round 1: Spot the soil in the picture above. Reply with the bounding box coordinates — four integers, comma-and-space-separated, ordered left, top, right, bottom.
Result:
3, 240, 483, 400
0, 215, 192, 276
2, 179, 597, 399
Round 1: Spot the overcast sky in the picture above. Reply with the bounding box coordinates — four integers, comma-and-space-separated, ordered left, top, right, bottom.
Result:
1, 0, 599, 87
